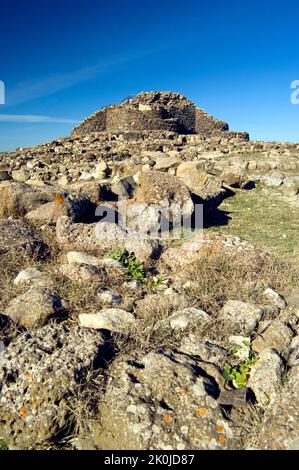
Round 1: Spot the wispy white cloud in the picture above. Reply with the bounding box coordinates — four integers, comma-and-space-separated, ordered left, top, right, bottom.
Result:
0, 114, 79, 124
6, 48, 165, 107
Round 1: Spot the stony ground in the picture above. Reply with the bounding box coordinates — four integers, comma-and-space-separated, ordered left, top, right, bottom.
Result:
0, 97, 298, 450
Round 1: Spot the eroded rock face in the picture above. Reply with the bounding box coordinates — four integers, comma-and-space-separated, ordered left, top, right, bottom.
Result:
0, 219, 49, 258
25, 193, 90, 224
252, 318, 294, 357
176, 162, 228, 209
257, 364, 299, 450
247, 348, 284, 406
56, 216, 126, 253
93, 350, 239, 450
0, 324, 106, 449
133, 171, 194, 227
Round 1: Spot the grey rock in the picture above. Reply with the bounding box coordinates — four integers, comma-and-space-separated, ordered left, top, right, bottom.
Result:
252, 319, 294, 357
179, 336, 230, 366
257, 364, 299, 449
59, 263, 105, 283
4, 286, 67, 328
263, 287, 286, 309
220, 300, 263, 334
56, 216, 126, 253
247, 348, 284, 406
125, 237, 163, 262
13, 268, 43, 286
0, 324, 105, 449
157, 307, 210, 332
93, 350, 239, 450
78, 308, 136, 332
26, 193, 90, 224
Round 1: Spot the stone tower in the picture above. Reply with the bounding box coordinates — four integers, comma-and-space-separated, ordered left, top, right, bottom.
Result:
72, 91, 248, 140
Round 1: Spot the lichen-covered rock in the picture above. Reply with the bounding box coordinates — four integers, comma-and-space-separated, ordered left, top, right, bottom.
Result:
0, 219, 49, 258
124, 237, 163, 262
56, 216, 126, 253
220, 300, 263, 334
13, 267, 43, 286
66, 251, 103, 267
0, 181, 56, 218
256, 365, 299, 449
93, 350, 239, 450
62, 180, 102, 204
176, 163, 228, 209
4, 286, 68, 328
0, 324, 106, 449
252, 319, 294, 357
247, 348, 284, 406
133, 171, 194, 227
262, 287, 286, 309
59, 263, 105, 283
220, 164, 248, 188
179, 336, 230, 367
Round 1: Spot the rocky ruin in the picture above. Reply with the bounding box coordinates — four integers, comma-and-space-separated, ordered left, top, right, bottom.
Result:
0, 91, 298, 451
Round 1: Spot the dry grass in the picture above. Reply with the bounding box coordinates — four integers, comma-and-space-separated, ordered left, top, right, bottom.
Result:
180, 251, 298, 316
232, 404, 266, 450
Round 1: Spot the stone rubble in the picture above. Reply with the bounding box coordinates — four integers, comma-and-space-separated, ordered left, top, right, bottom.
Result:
0, 91, 298, 450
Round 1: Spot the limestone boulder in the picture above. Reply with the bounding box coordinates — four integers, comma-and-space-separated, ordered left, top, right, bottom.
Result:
59, 263, 105, 284
220, 300, 263, 335
0, 182, 55, 218
156, 307, 210, 332
247, 348, 284, 406
93, 350, 239, 450
0, 324, 105, 449
124, 237, 163, 262
257, 364, 299, 449
252, 319, 294, 357
78, 308, 136, 333
56, 216, 126, 254
176, 162, 228, 209
133, 171, 194, 227
26, 193, 90, 224
161, 232, 265, 273
4, 286, 68, 328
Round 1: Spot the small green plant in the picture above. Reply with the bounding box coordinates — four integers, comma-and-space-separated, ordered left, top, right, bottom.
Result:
223, 345, 259, 389
151, 275, 165, 288
0, 439, 8, 450
110, 249, 147, 284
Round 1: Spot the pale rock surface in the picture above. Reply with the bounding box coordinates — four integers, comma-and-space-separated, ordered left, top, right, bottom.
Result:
247, 348, 284, 406
4, 286, 68, 328
220, 300, 263, 334
79, 308, 136, 332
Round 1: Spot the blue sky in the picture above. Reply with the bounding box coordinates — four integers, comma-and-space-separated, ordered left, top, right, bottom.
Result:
0, 0, 299, 151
